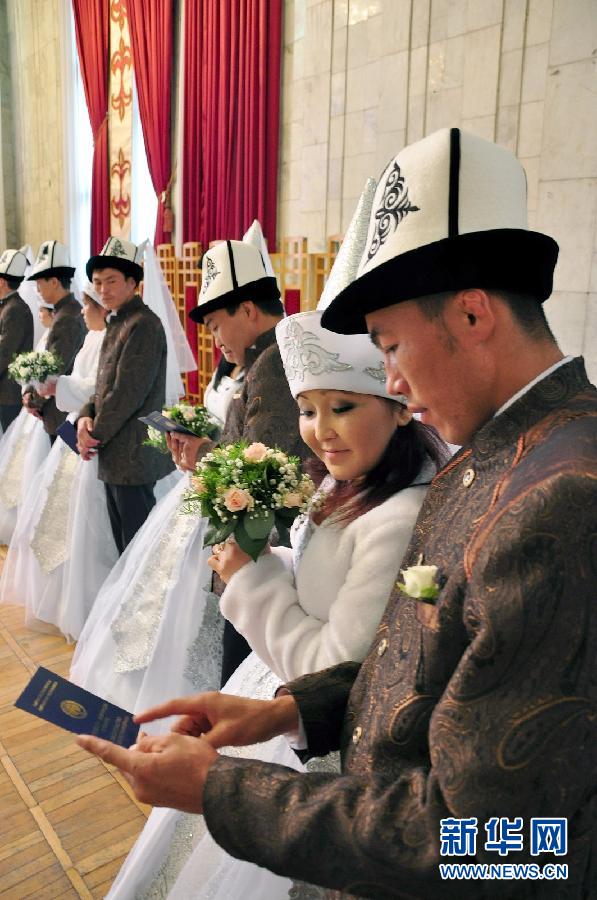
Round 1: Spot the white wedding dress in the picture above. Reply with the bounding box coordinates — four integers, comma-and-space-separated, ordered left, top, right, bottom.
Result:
69, 369, 245, 721
0, 331, 112, 632
0, 331, 52, 544
107, 479, 430, 900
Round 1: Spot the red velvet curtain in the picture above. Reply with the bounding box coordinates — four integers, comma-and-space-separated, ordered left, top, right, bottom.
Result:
183, 0, 282, 250
72, 0, 110, 254
127, 0, 173, 245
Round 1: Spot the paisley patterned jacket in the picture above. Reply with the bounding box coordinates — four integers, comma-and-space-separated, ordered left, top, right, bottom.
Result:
79, 295, 174, 485
27, 293, 86, 435
203, 357, 597, 899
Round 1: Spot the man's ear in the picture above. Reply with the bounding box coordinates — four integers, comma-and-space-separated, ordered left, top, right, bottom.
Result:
241, 300, 258, 321
450, 289, 496, 345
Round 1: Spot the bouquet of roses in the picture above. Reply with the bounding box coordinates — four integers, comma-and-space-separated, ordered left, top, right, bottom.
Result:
184, 441, 315, 560
8, 350, 63, 389
143, 403, 220, 453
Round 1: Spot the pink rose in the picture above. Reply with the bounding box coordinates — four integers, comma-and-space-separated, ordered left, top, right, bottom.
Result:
243, 442, 269, 463
283, 492, 302, 508
223, 487, 253, 512
191, 476, 207, 494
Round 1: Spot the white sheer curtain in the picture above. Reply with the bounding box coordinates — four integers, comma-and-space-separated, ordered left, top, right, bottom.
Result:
60, 0, 92, 292
130, 78, 158, 247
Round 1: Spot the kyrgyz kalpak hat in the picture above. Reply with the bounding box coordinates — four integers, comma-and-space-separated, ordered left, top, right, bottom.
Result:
0, 249, 29, 283
277, 179, 404, 403
86, 237, 144, 283
27, 240, 76, 281
322, 127, 559, 334
190, 222, 280, 324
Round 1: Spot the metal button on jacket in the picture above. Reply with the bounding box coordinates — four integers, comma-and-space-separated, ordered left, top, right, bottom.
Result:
352, 725, 363, 745
377, 638, 388, 657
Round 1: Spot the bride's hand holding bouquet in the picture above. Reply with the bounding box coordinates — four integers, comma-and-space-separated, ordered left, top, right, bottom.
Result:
9, 350, 63, 392
184, 440, 314, 580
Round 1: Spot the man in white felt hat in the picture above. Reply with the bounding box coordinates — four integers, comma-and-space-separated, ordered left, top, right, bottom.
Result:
77, 238, 174, 553
24, 240, 86, 438
78, 131, 597, 898
169, 224, 311, 684
0, 249, 34, 429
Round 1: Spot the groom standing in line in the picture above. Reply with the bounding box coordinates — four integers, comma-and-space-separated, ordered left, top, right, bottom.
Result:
24, 240, 86, 439
0, 249, 33, 429
168, 234, 310, 684
77, 238, 174, 553
80, 131, 597, 898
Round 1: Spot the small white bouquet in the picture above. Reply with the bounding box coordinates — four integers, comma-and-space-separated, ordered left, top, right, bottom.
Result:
142, 402, 220, 453
8, 350, 63, 390
184, 441, 315, 560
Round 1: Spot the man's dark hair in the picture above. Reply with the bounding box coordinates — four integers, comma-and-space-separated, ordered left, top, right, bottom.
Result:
1, 275, 22, 291
225, 296, 284, 318
58, 275, 72, 290
415, 289, 556, 342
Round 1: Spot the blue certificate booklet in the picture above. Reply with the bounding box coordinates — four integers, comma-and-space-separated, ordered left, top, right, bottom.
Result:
138, 411, 196, 436
15, 667, 139, 748
56, 420, 80, 454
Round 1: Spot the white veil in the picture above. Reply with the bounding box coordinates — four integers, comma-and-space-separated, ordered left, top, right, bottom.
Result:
140, 241, 196, 405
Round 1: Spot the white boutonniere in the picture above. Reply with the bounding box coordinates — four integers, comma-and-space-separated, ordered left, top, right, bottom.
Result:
398, 556, 441, 605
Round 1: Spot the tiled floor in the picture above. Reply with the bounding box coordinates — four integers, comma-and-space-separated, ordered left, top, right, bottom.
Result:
0, 577, 149, 898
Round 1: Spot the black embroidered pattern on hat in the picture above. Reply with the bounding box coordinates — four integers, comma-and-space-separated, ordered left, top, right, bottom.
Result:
111, 239, 128, 258
201, 257, 220, 294
367, 161, 419, 262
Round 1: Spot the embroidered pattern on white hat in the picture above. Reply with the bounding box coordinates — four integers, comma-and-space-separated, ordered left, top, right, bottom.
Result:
363, 361, 386, 383
368, 160, 419, 262
201, 257, 220, 295
110, 239, 128, 257
281, 319, 353, 382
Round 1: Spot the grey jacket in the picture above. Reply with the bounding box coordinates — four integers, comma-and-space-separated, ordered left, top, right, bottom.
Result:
79, 295, 174, 485
0, 290, 33, 404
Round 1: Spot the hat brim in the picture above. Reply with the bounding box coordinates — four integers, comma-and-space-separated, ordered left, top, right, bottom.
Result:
86, 256, 144, 283
189, 276, 281, 324
321, 229, 559, 334
27, 266, 76, 281
0, 274, 25, 284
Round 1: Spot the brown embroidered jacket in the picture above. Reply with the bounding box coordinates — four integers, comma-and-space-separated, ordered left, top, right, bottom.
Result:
79, 295, 174, 485
0, 290, 33, 404
27, 293, 86, 435
203, 357, 597, 899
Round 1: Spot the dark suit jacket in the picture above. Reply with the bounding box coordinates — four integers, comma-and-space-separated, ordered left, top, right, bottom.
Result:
79, 295, 174, 486
203, 357, 597, 899
0, 290, 33, 404
27, 293, 86, 435
219, 326, 310, 459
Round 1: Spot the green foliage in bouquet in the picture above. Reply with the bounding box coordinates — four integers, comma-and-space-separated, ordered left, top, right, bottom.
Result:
142, 403, 220, 454
143, 425, 168, 453
8, 350, 63, 386
183, 441, 315, 561
163, 403, 220, 439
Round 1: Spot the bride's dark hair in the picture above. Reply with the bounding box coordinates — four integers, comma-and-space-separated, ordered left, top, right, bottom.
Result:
307, 410, 449, 527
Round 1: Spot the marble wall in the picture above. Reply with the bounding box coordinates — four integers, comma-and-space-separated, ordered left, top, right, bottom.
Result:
279, 0, 597, 380
5, 0, 66, 251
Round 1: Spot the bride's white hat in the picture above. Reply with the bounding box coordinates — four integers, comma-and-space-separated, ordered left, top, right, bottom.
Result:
276, 180, 403, 403
322, 127, 559, 334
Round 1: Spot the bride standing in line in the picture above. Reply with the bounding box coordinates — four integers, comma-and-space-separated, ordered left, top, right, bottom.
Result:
104, 182, 448, 900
